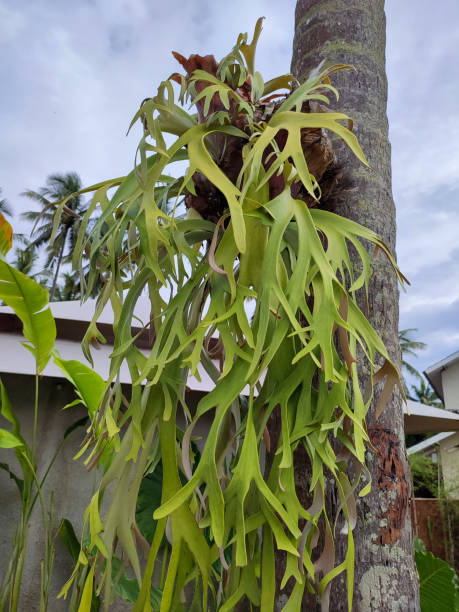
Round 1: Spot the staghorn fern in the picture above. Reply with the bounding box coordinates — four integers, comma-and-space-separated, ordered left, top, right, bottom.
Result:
56, 18, 407, 611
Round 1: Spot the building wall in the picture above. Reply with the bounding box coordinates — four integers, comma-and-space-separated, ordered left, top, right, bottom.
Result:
439, 431, 459, 500
0, 373, 128, 611
442, 360, 459, 413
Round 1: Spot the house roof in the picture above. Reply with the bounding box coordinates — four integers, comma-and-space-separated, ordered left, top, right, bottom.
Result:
424, 349, 459, 402
404, 400, 459, 434
407, 431, 456, 455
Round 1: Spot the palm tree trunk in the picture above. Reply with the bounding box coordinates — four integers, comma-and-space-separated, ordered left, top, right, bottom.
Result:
49, 229, 67, 301
289, 1, 420, 610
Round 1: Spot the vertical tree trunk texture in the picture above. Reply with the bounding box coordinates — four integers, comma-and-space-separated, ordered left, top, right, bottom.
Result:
290, 1, 420, 610
49, 228, 68, 302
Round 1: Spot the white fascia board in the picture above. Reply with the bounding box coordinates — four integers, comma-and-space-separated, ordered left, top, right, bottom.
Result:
0, 297, 153, 327
0, 332, 219, 391
404, 400, 459, 421
424, 349, 459, 401
425, 350, 459, 377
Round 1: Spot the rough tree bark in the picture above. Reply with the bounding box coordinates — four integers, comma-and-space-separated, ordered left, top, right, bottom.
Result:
289, 1, 420, 610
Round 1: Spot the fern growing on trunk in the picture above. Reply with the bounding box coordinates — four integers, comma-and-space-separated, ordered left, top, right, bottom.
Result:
55, 19, 406, 611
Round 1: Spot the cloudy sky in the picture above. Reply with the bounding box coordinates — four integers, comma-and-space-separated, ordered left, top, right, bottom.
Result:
1, 0, 458, 385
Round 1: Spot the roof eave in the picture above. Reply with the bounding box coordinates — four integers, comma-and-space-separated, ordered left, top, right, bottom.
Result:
423, 350, 459, 402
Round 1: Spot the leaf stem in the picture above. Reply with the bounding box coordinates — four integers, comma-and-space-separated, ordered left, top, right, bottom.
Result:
32, 371, 39, 458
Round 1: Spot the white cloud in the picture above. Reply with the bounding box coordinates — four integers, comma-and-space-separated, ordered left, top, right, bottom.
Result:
397, 207, 459, 274
400, 294, 458, 316
391, 115, 459, 201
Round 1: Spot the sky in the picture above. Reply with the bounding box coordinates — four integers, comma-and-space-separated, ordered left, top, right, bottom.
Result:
1, 0, 458, 387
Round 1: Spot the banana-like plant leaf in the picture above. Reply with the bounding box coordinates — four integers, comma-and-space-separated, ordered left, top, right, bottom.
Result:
112, 558, 161, 610
54, 358, 105, 419
0, 261, 55, 372
0, 428, 23, 448
415, 550, 458, 612
0, 377, 21, 437
0, 382, 25, 450
57, 518, 81, 564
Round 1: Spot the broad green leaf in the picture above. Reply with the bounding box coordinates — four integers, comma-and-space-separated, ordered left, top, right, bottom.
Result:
0, 377, 20, 436
415, 550, 458, 612
57, 518, 81, 564
112, 558, 162, 609
0, 261, 55, 372
0, 428, 24, 448
54, 358, 105, 419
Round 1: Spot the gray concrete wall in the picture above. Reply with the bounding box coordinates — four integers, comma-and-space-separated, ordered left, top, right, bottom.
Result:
0, 373, 128, 611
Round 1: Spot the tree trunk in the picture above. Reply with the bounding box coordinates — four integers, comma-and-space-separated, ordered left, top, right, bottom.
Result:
289, 1, 420, 610
49, 229, 67, 301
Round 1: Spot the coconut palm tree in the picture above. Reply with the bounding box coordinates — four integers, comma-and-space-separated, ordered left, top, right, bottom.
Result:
21, 172, 86, 300
409, 378, 443, 408
54, 271, 83, 301
10, 234, 53, 286
399, 327, 427, 381
11, 235, 38, 276
0, 188, 13, 217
